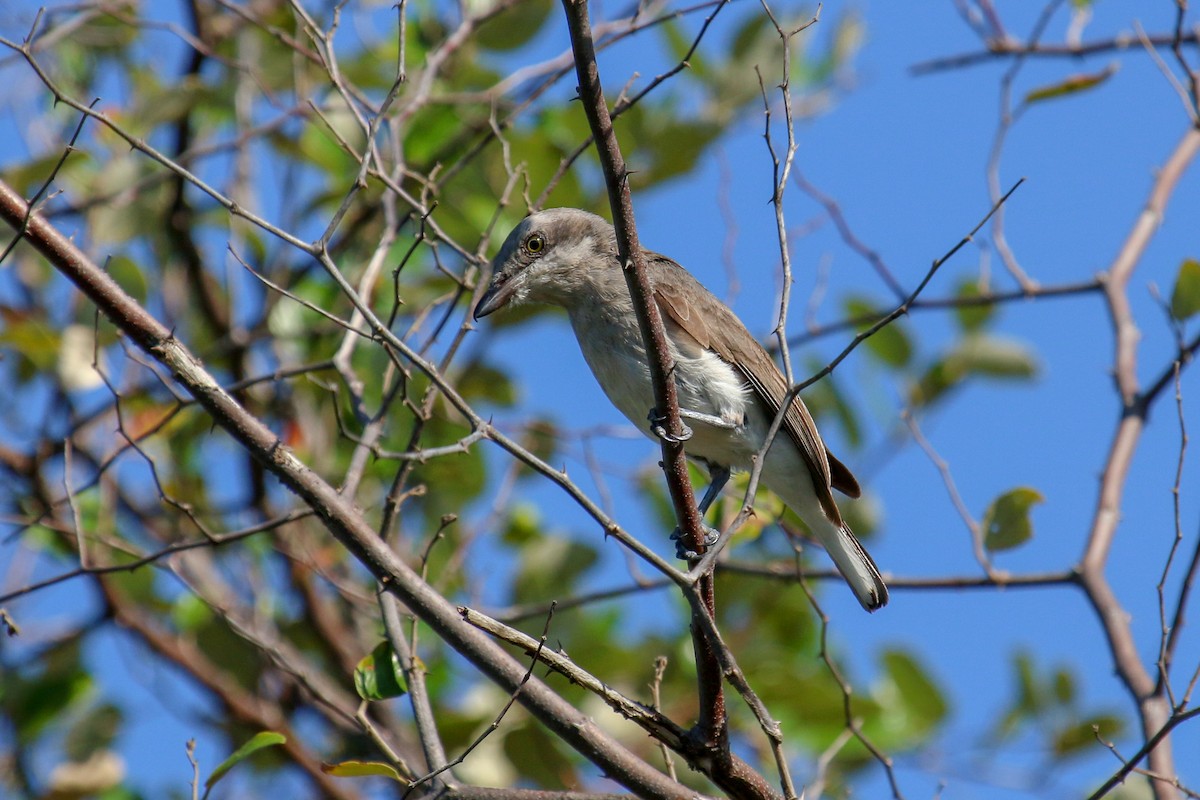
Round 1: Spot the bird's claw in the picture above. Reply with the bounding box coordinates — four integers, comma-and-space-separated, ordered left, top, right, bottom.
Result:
670, 525, 720, 560
648, 408, 693, 444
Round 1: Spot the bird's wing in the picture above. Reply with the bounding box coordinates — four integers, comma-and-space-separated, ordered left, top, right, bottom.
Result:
826, 450, 861, 499
646, 253, 855, 522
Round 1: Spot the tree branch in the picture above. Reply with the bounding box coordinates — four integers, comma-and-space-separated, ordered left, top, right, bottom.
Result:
559, 0, 733, 776
0, 178, 705, 800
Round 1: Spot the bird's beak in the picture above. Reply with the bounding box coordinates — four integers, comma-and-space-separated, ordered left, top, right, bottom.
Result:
473, 274, 514, 320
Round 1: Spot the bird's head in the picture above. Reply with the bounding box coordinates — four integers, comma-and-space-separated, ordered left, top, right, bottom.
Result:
473, 208, 618, 320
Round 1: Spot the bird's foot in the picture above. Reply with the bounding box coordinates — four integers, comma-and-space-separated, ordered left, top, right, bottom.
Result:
647, 408, 693, 444
679, 408, 740, 431
670, 524, 721, 560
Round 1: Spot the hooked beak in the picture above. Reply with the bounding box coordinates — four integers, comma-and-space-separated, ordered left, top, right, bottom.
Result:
473, 275, 515, 320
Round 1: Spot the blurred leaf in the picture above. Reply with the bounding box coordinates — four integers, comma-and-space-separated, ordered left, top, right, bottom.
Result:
3, 640, 92, 742
409, 416, 488, 525
475, 0, 552, 51
659, 18, 711, 79
1169, 258, 1200, 321
1013, 651, 1040, 714
3, 152, 92, 196
996, 650, 1041, 739
354, 641, 408, 701
731, 13, 771, 60
105, 255, 149, 305
879, 649, 948, 739
64, 703, 123, 761
298, 110, 359, 177
458, 361, 517, 406
500, 503, 543, 545
1024, 64, 1117, 105
518, 418, 559, 468
512, 535, 598, 604
126, 73, 219, 132
802, 370, 862, 447
840, 493, 880, 541
84, 153, 144, 246
625, 110, 721, 186
194, 611, 266, 692
845, 295, 911, 367
204, 731, 287, 791
0, 316, 59, 378
1053, 667, 1076, 705
404, 104, 471, 166
503, 723, 577, 788
911, 334, 1038, 406
983, 487, 1043, 552
909, 357, 966, 407
171, 593, 214, 632
321, 760, 407, 781
1053, 714, 1123, 757
96, 787, 139, 800
954, 334, 1039, 378
637, 466, 681, 533
954, 278, 996, 332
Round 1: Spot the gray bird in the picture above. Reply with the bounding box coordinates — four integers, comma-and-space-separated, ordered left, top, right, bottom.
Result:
474, 208, 888, 611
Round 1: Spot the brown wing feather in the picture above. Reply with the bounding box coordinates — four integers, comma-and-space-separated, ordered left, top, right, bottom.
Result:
826, 449, 861, 498
646, 253, 852, 524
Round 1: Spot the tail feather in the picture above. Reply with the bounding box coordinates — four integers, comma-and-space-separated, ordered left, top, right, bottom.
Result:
820, 523, 888, 612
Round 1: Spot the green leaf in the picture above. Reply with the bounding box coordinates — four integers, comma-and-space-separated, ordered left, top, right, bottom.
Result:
800, 370, 862, 447
0, 316, 59, 376
171, 593, 214, 632
880, 649, 948, 737
910, 334, 1038, 407
512, 536, 598, 604
500, 503, 543, 546
64, 703, 123, 761
982, 487, 1044, 552
1052, 667, 1076, 705
845, 295, 912, 367
475, 0, 552, 51
354, 641, 408, 701
995, 651, 1038, 739
954, 334, 1039, 378
503, 723, 577, 788
1013, 651, 1040, 714
909, 358, 963, 407
1169, 258, 1200, 320
1053, 714, 1123, 757
1024, 64, 1117, 105
321, 759, 407, 781
458, 361, 517, 406
518, 418, 559, 469
5, 653, 92, 741
954, 278, 996, 332
204, 731, 287, 791
105, 255, 149, 305
731, 13, 771, 60
659, 18, 709, 78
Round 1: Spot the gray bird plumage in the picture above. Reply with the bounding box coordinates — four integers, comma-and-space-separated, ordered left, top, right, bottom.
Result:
474, 208, 888, 611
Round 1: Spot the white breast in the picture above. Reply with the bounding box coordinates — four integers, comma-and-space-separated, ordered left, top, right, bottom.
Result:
568, 308, 753, 466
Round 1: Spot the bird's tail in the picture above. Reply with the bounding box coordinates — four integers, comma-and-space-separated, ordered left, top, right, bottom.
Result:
817, 521, 889, 611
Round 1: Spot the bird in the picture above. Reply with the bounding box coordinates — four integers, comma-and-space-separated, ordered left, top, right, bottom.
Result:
473, 208, 888, 611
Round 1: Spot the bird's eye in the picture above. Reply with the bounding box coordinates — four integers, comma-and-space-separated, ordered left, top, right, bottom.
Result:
525, 233, 546, 254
